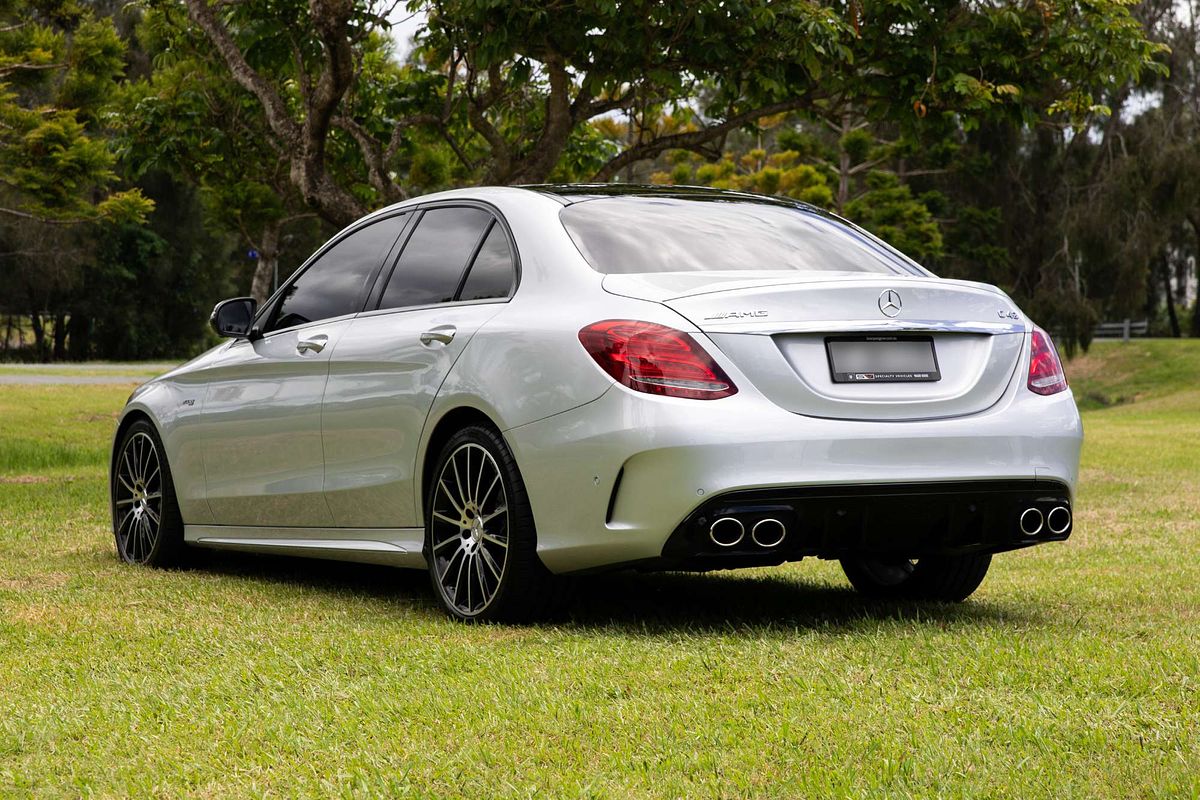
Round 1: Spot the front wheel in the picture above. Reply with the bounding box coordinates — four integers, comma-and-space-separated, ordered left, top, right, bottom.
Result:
424, 425, 563, 622
111, 419, 188, 567
840, 552, 992, 602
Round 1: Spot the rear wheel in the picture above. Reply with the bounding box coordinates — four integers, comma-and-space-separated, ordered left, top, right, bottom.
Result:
111, 419, 188, 567
840, 553, 991, 602
424, 425, 563, 622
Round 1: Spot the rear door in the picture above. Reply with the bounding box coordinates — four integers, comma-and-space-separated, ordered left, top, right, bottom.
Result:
200, 214, 408, 526
321, 205, 517, 528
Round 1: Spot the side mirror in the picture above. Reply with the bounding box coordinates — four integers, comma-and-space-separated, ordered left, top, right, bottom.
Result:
210, 297, 258, 338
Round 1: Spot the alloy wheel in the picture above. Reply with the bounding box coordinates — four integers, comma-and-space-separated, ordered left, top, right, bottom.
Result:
429, 442, 510, 616
113, 431, 164, 564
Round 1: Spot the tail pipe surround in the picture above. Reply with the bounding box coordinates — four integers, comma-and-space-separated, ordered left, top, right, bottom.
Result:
1019, 507, 1044, 536
709, 517, 745, 548
751, 518, 787, 548
1046, 505, 1072, 535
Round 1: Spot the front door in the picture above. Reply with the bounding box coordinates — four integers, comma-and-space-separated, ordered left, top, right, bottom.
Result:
200, 212, 411, 527
201, 321, 351, 526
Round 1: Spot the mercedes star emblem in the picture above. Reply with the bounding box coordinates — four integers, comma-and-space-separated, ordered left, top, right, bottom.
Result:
878, 289, 902, 318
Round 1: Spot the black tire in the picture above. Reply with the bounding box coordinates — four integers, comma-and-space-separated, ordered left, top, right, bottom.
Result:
423, 424, 565, 622
840, 553, 992, 602
111, 418, 189, 567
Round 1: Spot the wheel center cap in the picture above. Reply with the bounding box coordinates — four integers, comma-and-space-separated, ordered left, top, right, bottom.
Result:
470, 518, 484, 543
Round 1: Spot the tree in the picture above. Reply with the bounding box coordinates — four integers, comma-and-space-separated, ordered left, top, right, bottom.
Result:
161, 0, 1162, 232
0, 0, 151, 223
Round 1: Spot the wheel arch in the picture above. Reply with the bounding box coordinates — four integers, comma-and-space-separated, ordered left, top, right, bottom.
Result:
110, 407, 159, 484
418, 406, 506, 525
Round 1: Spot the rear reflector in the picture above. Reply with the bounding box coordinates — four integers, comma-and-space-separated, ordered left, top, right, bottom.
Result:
579, 320, 737, 400
1027, 327, 1068, 396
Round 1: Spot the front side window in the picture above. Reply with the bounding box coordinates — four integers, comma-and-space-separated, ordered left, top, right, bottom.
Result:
379, 207, 493, 310
559, 197, 919, 275
268, 214, 407, 333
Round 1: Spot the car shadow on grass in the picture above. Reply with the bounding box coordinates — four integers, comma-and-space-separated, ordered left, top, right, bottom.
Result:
572, 571, 1042, 634
186, 550, 1036, 633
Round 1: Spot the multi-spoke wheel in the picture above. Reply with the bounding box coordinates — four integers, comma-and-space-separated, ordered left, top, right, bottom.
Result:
111, 419, 187, 567
840, 553, 991, 602
429, 442, 510, 616
425, 425, 565, 622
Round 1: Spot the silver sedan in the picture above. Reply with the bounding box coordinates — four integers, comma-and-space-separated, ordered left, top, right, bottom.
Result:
110, 185, 1082, 621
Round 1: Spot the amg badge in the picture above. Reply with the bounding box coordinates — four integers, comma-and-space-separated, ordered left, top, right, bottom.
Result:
703, 310, 768, 321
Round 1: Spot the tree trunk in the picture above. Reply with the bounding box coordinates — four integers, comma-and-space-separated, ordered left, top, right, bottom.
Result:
249, 221, 282, 308
1190, 214, 1200, 338
1193, 267, 1200, 338
52, 312, 67, 361
1161, 257, 1181, 338
68, 311, 90, 361
29, 313, 46, 361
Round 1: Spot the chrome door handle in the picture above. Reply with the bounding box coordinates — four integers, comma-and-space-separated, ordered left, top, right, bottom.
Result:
296, 335, 328, 354
419, 325, 457, 346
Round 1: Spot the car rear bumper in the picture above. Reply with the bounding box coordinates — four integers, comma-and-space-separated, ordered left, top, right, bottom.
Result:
503, 379, 1083, 574
660, 479, 1072, 571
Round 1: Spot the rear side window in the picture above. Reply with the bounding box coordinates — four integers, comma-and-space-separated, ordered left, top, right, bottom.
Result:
379, 207, 492, 310
267, 214, 407, 333
559, 197, 915, 275
459, 223, 515, 301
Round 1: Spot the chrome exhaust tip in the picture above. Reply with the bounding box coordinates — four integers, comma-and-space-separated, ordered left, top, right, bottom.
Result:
709, 517, 745, 548
1019, 507, 1044, 536
1046, 506, 1072, 535
750, 518, 787, 548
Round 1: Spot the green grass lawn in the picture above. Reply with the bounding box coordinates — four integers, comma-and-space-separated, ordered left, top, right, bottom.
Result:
1, 342, 1198, 798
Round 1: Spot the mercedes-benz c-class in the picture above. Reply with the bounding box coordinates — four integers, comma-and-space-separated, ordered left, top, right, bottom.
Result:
110, 185, 1082, 621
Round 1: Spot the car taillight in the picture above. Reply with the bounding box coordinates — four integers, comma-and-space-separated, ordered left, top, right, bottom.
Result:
578, 320, 737, 400
1027, 327, 1068, 396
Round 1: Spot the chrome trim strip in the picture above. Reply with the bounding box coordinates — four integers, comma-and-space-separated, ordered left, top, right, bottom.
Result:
192, 537, 407, 553
713, 319, 1028, 336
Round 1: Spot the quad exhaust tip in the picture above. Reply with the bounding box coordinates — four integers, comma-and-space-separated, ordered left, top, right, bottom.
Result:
1019, 507, 1044, 536
751, 518, 787, 548
1047, 506, 1072, 535
709, 517, 745, 548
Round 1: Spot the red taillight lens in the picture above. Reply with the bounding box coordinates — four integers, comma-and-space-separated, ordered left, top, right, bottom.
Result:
578, 320, 737, 400
1027, 327, 1068, 396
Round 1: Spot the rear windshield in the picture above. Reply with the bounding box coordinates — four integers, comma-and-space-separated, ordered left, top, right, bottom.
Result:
559, 196, 919, 275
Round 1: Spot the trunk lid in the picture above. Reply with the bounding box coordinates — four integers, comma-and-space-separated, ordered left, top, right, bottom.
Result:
604, 271, 1028, 421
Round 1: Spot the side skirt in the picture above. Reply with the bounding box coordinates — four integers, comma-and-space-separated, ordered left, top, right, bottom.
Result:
185, 524, 427, 568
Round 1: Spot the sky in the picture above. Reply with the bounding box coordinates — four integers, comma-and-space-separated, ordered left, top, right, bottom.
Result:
387, 6, 427, 59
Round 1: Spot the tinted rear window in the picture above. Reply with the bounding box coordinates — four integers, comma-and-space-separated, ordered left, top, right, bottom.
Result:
559, 197, 916, 275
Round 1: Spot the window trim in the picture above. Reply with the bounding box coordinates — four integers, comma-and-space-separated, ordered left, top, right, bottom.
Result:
252, 210, 415, 339
367, 199, 521, 314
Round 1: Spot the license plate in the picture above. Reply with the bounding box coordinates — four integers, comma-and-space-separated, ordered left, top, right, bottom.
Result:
825, 335, 941, 383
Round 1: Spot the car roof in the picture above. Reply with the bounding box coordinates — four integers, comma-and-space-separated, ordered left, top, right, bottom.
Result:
521, 183, 808, 209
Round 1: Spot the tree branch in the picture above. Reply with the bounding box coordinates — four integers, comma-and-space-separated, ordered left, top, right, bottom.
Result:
182, 0, 301, 149
592, 97, 815, 182
183, 0, 366, 226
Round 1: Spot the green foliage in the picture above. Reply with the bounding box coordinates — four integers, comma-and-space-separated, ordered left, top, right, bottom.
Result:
79, 172, 232, 360
838, 128, 873, 165
0, 1, 149, 224
845, 172, 943, 263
